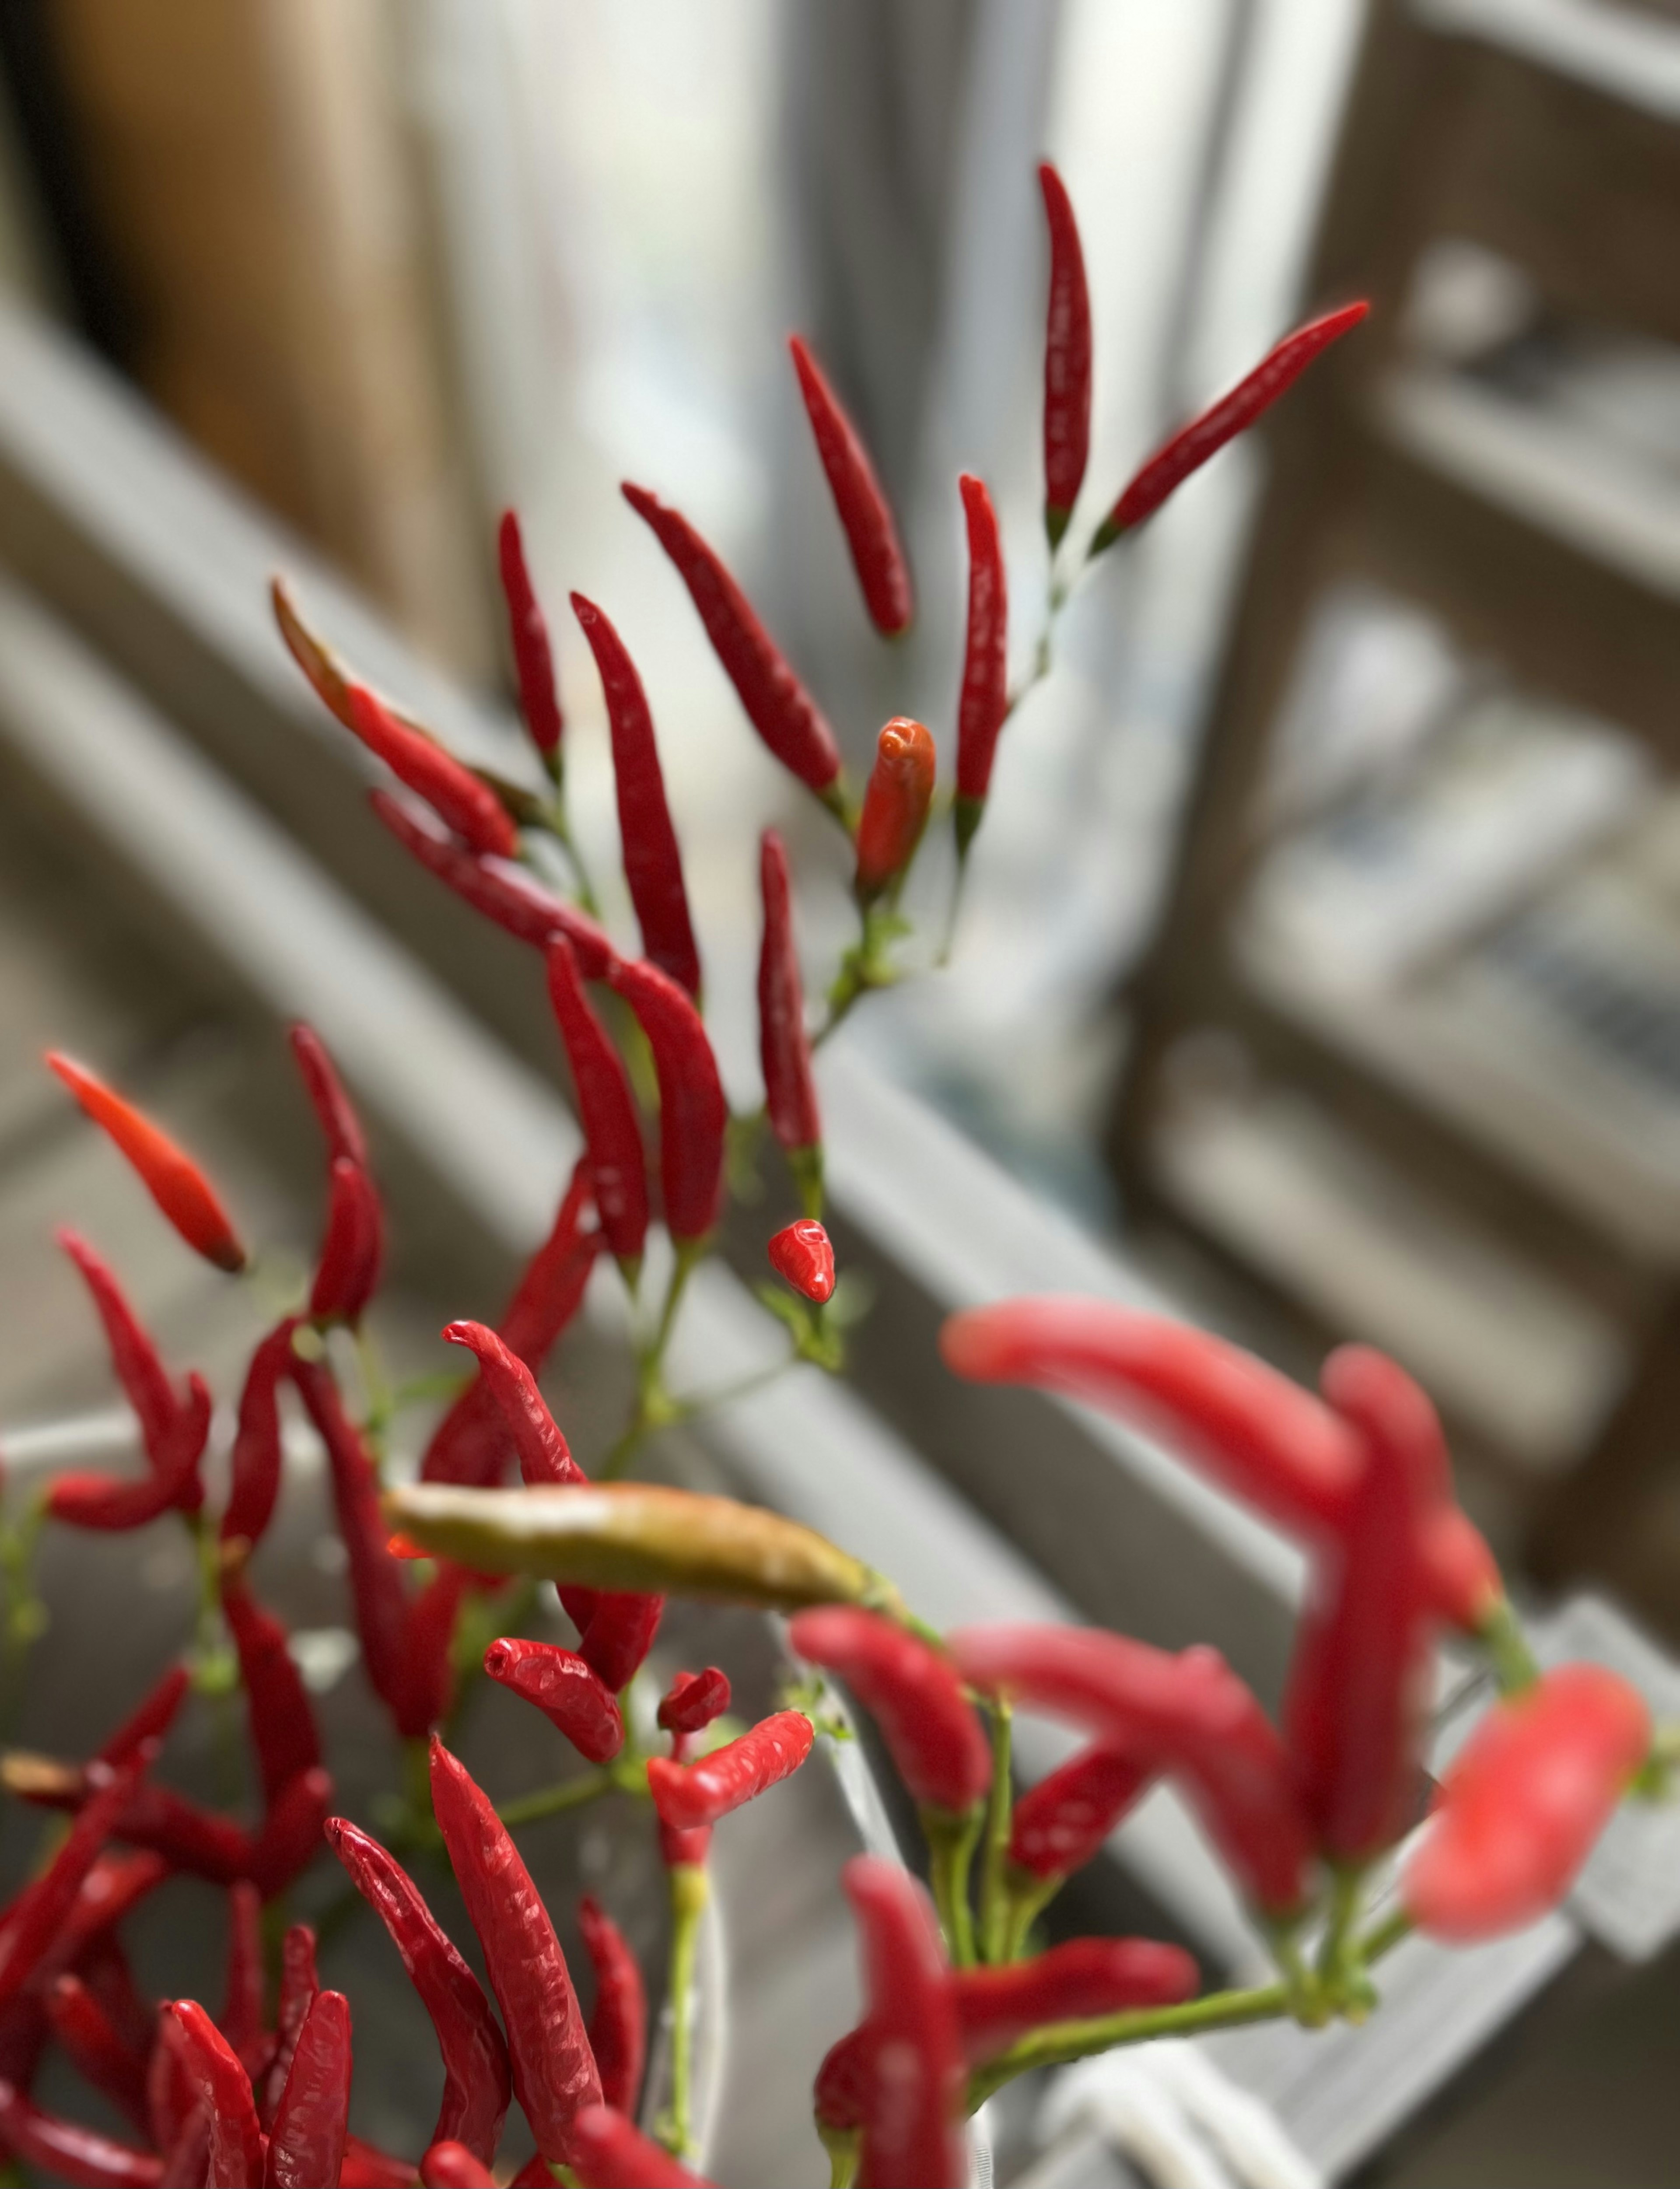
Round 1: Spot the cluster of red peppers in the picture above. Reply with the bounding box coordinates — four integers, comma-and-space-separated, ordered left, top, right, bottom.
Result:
0, 159, 1662, 2188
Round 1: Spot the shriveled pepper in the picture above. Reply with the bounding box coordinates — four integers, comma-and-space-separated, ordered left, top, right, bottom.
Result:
790, 1607, 988, 1814
647, 1710, 813, 1832
265, 1989, 351, 2189
259, 1925, 319, 2130
578, 1895, 647, 2119
0, 2078, 161, 2188
443, 1321, 584, 1491
429, 1739, 600, 2167
954, 472, 1008, 859
309, 1156, 384, 1326
843, 1856, 965, 2189
221, 1582, 321, 1811
546, 940, 650, 1272
855, 716, 935, 903
1037, 162, 1092, 547
605, 956, 726, 1245
767, 1219, 834, 1306
46, 1374, 211, 1532
221, 1319, 301, 1552
569, 2104, 718, 2189
287, 1023, 368, 1170
46, 1055, 245, 1274
788, 336, 912, 636
498, 510, 564, 772
346, 683, 516, 860
1008, 1744, 1154, 1880
756, 830, 821, 1200
658, 1668, 730, 1736
483, 1639, 623, 1764
164, 2000, 265, 2189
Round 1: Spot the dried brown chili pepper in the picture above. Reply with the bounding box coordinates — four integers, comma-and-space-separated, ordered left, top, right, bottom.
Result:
606, 956, 726, 1245
546, 940, 650, 1273
767, 1219, 835, 1305
954, 472, 1008, 859
46, 1055, 245, 1273
345, 683, 517, 861
788, 336, 912, 635
790, 1607, 988, 1814
309, 1156, 385, 1326
854, 717, 935, 903
221, 1318, 301, 1554
578, 1895, 647, 2119
1038, 162, 1092, 547
265, 1989, 352, 2189
756, 830, 821, 1204
483, 1639, 623, 1764
647, 1710, 813, 1831
498, 510, 565, 775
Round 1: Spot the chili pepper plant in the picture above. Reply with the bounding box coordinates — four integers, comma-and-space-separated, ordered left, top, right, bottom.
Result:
0, 163, 1669, 2189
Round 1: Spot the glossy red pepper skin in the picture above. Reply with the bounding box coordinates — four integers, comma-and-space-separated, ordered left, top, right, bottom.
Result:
222, 1319, 302, 1552
756, 831, 820, 1163
575, 1592, 664, 1696
341, 2133, 424, 2187
767, 1219, 835, 1305
606, 956, 727, 1244
325, 1818, 510, 2164
265, 1989, 351, 2189
259, 1926, 319, 2130
287, 1023, 368, 1170
1404, 1664, 1649, 1942
249, 1766, 333, 1901
647, 1710, 813, 1832
46, 1373, 210, 1530
429, 1738, 601, 2167
271, 576, 393, 736
573, 593, 702, 999
1092, 301, 1368, 551
219, 1880, 266, 2070
951, 1625, 1314, 1915
346, 682, 516, 860
221, 1582, 321, 1812
443, 1321, 585, 1490
855, 717, 936, 902
421, 2143, 494, 2188
622, 483, 842, 797
658, 1667, 730, 1736
166, 2000, 265, 2189
546, 940, 650, 1269
408, 1562, 475, 1739
0, 2078, 161, 2187
57, 1229, 179, 1456
47, 1974, 150, 2134
656, 1727, 714, 1873
844, 1857, 965, 2189
498, 510, 564, 767
578, 1895, 647, 2118
483, 1639, 624, 1764
788, 336, 912, 636
46, 1054, 245, 1273
1008, 1744, 1154, 1879
790, 1608, 989, 1813
954, 473, 1008, 850
310, 1156, 385, 1325
371, 789, 615, 974
569, 2105, 718, 2188
1038, 163, 1092, 546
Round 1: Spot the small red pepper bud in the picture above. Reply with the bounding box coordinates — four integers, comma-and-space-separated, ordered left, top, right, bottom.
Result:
767, 1218, 835, 1305
1038, 162, 1092, 547
757, 830, 821, 1187
310, 1156, 385, 1325
346, 683, 518, 860
577, 1895, 647, 2120
483, 1638, 623, 1765
287, 1022, 368, 1170
855, 717, 935, 902
1008, 1743, 1153, 1880
46, 1054, 246, 1273
546, 939, 650, 1272
497, 510, 564, 768
790, 1606, 989, 1813
606, 956, 727, 1245
954, 472, 1008, 859
569, 2105, 718, 2188
658, 1667, 731, 1736
646, 1710, 814, 1832
788, 336, 912, 636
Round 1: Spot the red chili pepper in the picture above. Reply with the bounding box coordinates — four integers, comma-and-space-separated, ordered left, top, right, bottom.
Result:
569, 2105, 718, 2189
218, 1880, 265, 2071
165, 2000, 265, 2189
574, 1593, 664, 1697
606, 956, 726, 1244
54, 1855, 168, 1968
953, 473, 1009, 858
498, 511, 565, 771
1038, 163, 1092, 547
429, 1738, 601, 2168
345, 682, 516, 860
370, 789, 615, 974
790, 1608, 989, 1813
407, 1561, 474, 1735
578, 1895, 646, 2119
646, 1710, 813, 1832
788, 336, 912, 636
658, 1668, 730, 1737
341, 2133, 424, 2187
1008, 1744, 1154, 1880
310, 1156, 385, 1325
46, 1373, 210, 1535
656, 1728, 714, 1874
270, 576, 359, 730
572, 593, 702, 999
951, 1625, 1313, 1914
12, 1770, 257, 1887
249, 1767, 333, 1901
622, 483, 843, 799
56, 1230, 179, 1458
756, 831, 820, 1174
767, 1219, 835, 1306
0, 2078, 161, 2188
1092, 302, 1368, 552
325, 1818, 510, 2164
265, 1989, 351, 2189
76, 1933, 153, 2065
855, 717, 936, 903
546, 941, 650, 1271
421, 2143, 494, 2189
287, 1023, 368, 1171
46, 1055, 245, 1274
1404, 1664, 1649, 1942
46, 1974, 150, 2135
221, 1319, 301, 1552
96, 1668, 191, 1771
259, 1925, 318, 2131
442, 1321, 585, 1490
221, 1582, 321, 1811
483, 1639, 624, 1765
843, 1856, 965, 2189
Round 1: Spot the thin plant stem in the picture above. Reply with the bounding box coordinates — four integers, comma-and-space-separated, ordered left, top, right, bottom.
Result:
497, 1769, 616, 1829
1317, 1863, 1376, 2019
978, 1700, 1015, 1965
1360, 1905, 1414, 1965
1481, 1596, 1540, 1697
967, 1977, 1291, 2108
659, 1862, 709, 2160
924, 1802, 982, 1968
600, 1239, 704, 1481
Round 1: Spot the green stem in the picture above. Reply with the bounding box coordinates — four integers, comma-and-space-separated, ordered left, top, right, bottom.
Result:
355, 1326, 395, 1457
496, 1769, 616, 1829
1316, 1863, 1376, 2020
659, 1862, 709, 2161
600, 1240, 704, 1481
1002, 1869, 1061, 1964
968, 1979, 1291, 2108
978, 1701, 1015, 1964
923, 1802, 982, 1968
1480, 1595, 1540, 1696
1360, 1904, 1414, 1966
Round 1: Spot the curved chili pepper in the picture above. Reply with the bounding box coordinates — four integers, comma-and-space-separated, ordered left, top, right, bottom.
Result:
271, 576, 377, 736
287, 1023, 368, 1170
219, 1880, 265, 2071
165, 2000, 265, 2189
370, 789, 614, 974
57, 1229, 178, 1455
658, 1667, 730, 1737
578, 1895, 646, 2119
221, 1583, 321, 1811
115, 1783, 255, 1887
657, 1728, 714, 1872
76, 1933, 152, 2064
545, 942, 649, 1270
407, 1561, 474, 1736
47, 1975, 150, 2134
606, 956, 726, 1244
843, 1856, 965, 2189
498, 511, 564, 770
0, 2077, 161, 2187
249, 1766, 333, 1901
46, 1375, 211, 1532
483, 1639, 623, 1765
575, 1592, 663, 1696
420, 2144, 494, 2189
788, 336, 912, 636
951, 1625, 1314, 1914
1092, 301, 1368, 553
1038, 163, 1092, 546
341, 2133, 424, 2188
97, 1668, 190, 1770
259, 1925, 318, 2131
622, 483, 842, 798
1404, 1664, 1649, 1942
265, 1989, 350, 2189
756, 830, 820, 1172
430, 1740, 600, 2166
572, 594, 701, 998
346, 683, 515, 860
790, 1608, 989, 1813
647, 1709, 813, 1832
325, 1818, 510, 2164
310, 1157, 385, 1325
767, 1219, 834, 1305
221, 1319, 301, 1552
1008, 1744, 1154, 1880
855, 717, 935, 902
954, 473, 1008, 856
442, 1321, 585, 1490
569, 2105, 718, 2189
46, 1055, 245, 1273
